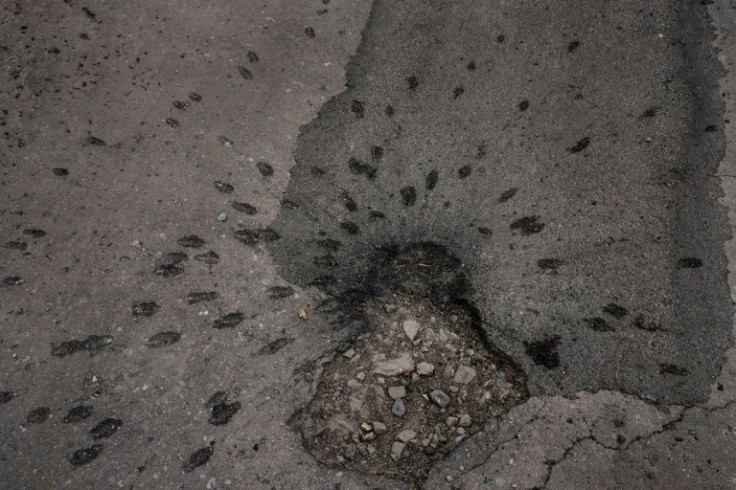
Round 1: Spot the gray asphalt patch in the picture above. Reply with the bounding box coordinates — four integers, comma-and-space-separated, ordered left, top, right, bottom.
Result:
269, 0, 732, 408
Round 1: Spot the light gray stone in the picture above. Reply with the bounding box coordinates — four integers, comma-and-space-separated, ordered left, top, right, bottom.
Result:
430, 390, 450, 408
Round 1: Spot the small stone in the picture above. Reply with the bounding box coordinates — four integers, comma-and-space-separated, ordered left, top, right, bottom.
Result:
347, 380, 361, 389
421, 438, 431, 447
372, 353, 414, 376
390, 441, 406, 461
453, 365, 477, 384
444, 366, 455, 378
459, 414, 472, 427
384, 304, 398, 313
217, 213, 227, 222
343, 348, 356, 359
396, 429, 416, 442
388, 386, 406, 400
392, 398, 406, 417
360, 422, 373, 432
361, 432, 376, 442
372, 421, 387, 434
446, 416, 459, 427
457, 427, 466, 436
416, 362, 435, 376
356, 372, 366, 381
430, 390, 450, 408
402, 319, 420, 341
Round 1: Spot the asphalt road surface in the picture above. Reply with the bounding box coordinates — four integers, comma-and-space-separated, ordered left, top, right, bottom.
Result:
1, 0, 736, 489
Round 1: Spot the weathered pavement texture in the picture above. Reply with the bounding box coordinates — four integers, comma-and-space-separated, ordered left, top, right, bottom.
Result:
1, 0, 736, 489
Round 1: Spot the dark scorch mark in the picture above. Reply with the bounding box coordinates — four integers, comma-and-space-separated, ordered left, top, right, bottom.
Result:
525, 337, 560, 369
177, 235, 206, 248
132, 301, 160, 317
510, 216, 545, 235
585, 317, 614, 332
64, 405, 93, 423
569, 137, 590, 153
267, 286, 295, 299
186, 291, 219, 304
258, 337, 295, 355
183, 444, 214, 472
213, 312, 245, 329
146, 331, 181, 348
26, 407, 50, 424
214, 181, 234, 194
677, 257, 703, 269
69, 444, 103, 466
603, 303, 628, 319
195, 250, 220, 265
233, 227, 280, 246
400, 186, 417, 206
538, 258, 565, 271
90, 418, 122, 439
51, 335, 113, 358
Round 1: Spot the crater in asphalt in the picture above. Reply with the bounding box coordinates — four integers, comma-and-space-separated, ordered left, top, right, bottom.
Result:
300, 291, 526, 482
284, 243, 528, 482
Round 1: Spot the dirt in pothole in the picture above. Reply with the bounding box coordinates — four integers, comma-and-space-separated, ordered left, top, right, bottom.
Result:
300, 295, 527, 483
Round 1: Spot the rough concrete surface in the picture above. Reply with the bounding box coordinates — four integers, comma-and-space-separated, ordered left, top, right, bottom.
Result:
1, 0, 735, 489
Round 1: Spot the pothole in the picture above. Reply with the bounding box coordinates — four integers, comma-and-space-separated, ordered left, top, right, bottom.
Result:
298, 291, 528, 483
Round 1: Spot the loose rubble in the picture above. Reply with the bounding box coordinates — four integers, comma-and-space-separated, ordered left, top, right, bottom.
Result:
299, 295, 527, 482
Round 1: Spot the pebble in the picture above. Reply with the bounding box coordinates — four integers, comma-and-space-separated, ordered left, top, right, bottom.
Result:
217, 213, 227, 222
453, 365, 477, 384
343, 349, 356, 359
388, 386, 406, 400
372, 353, 414, 376
361, 432, 376, 442
347, 380, 361, 389
430, 390, 450, 408
402, 319, 420, 341
356, 372, 366, 381
416, 362, 435, 376
390, 441, 406, 461
372, 421, 387, 434
459, 414, 472, 427
446, 416, 459, 427
392, 398, 406, 417
396, 429, 416, 442
360, 422, 373, 432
